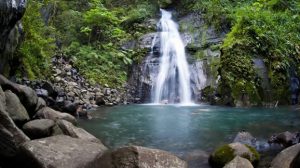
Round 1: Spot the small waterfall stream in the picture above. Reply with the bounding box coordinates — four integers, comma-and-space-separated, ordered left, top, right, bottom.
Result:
151, 9, 192, 104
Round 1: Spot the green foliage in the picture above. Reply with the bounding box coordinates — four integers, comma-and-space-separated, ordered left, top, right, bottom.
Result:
191, 0, 300, 104
18, 0, 157, 87
18, 0, 55, 79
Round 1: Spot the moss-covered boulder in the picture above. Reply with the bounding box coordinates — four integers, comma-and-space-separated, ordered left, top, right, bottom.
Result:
209, 142, 260, 168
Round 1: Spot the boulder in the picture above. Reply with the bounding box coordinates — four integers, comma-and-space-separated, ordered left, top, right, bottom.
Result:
0, 86, 29, 158
20, 135, 108, 168
35, 89, 48, 97
233, 131, 256, 147
0, 74, 19, 92
16, 84, 39, 116
35, 97, 47, 112
268, 131, 299, 147
35, 107, 77, 125
56, 120, 102, 144
96, 96, 106, 106
98, 146, 187, 168
4, 90, 29, 125
62, 101, 79, 115
42, 81, 57, 98
209, 142, 260, 168
23, 119, 55, 139
223, 156, 254, 168
270, 143, 300, 168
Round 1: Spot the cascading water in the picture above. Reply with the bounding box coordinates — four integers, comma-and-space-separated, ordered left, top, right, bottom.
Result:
152, 9, 192, 104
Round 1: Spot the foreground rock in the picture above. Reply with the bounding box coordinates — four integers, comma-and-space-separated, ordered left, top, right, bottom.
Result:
233, 131, 256, 147
4, 90, 30, 125
35, 107, 76, 124
20, 135, 108, 168
23, 119, 55, 139
268, 131, 299, 147
209, 142, 260, 168
0, 75, 38, 116
270, 143, 300, 168
0, 86, 29, 158
98, 146, 188, 168
56, 120, 101, 143
223, 156, 254, 168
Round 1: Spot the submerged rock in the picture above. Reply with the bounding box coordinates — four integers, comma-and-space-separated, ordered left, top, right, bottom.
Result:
23, 119, 55, 139
223, 156, 254, 168
20, 135, 108, 168
268, 131, 299, 148
233, 131, 256, 147
98, 146, 188, 168
209, 142, 260, 168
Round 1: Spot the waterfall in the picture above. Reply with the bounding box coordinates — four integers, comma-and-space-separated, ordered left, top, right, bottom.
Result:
151, 9, 192, 104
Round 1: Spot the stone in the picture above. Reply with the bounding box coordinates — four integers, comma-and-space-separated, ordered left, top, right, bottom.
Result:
270, 143, 300, 168
20, 135, 108, 168
23, 119, 55, 139
98, 146, 187, 168
35, 107, 77, 125
42, 81, 57, 98
268, 131, 298, 147
55, 76, 62, 82
63, 101, 78, 115
35, 97, 47, 112
96, 96, 106, 106
209, 142, 260, 168
223, 156, 254, 168
35, 88, 48, 97
0, 86, 29, 158
16, 84, 39, 117
233, 131, 256, 147
56, 120, 103, 144
4, 90, 29, 124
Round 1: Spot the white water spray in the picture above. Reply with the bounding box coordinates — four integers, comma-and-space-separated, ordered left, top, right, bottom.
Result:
152, 9, 192, 104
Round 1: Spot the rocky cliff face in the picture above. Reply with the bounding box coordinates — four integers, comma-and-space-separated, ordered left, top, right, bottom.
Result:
0, 0, 26, 75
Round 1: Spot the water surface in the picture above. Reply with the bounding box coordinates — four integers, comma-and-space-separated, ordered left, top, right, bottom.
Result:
79, 105, 300, 167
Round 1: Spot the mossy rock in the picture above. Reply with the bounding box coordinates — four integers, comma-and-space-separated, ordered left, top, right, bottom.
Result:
158, 0, 173, 8
209, 143, 260, 168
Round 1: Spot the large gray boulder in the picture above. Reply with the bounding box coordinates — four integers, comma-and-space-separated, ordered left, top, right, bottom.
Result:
0, 86, 29, 158
223, 156, 253, 168
35, 107, 76, 124
270, 143, 300, 168
0, 75, 38, 116
23, 119, 55, 139
20, 135, 108, 168
98, 146, 188, 168
56, 120, 102, 144
17, 84, 39, 116
223, 156, 254, 168
5, 90, 29, 124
